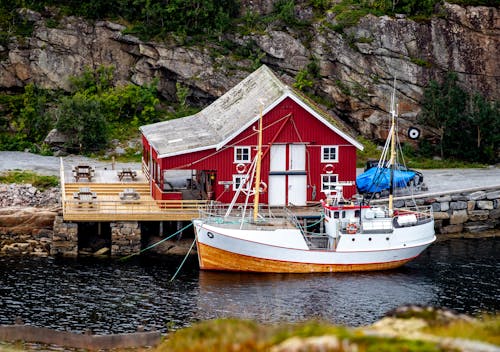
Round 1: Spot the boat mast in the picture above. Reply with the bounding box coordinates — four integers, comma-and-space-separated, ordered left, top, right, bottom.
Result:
388, 78, 397, 216
253, 103, 264, 222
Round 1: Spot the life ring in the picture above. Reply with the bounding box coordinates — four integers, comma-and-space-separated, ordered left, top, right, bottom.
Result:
236, 163, 247, 174
323, 164, 334, 174
259, 181, 267, 193
346, 223, 358, 234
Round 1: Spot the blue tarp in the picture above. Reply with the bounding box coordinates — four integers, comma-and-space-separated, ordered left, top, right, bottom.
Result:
356, 167, 416, 193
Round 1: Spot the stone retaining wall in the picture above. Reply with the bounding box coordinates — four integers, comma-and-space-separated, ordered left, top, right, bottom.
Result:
1, 187, 499, 257
389, 189, 500, 234
111, 221, 141, 257
51, 215, 78, 257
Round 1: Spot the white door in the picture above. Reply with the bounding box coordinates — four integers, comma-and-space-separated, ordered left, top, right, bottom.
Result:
269, 175, 286, 206
288, 145, 306, 206
289, 144, 305, 170
270, 144, 286, 171
288, 175, 307, 206
269, 145, 287, 206
268, 144, 307, 206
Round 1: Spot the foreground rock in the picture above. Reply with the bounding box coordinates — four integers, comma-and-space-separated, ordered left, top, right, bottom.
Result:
154, 306, 499, 352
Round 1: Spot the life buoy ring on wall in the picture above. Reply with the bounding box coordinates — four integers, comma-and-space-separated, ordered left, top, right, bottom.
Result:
346, 223, 358, 234
259, 181, 268, 193
236, 163, 247, 174
323, 164, 334, 174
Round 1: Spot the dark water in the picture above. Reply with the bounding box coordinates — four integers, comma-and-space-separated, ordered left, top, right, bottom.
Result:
0, 238, 498, 334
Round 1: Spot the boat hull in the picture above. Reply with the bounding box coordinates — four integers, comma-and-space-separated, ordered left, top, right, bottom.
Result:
196, 241, 416, 273
193, 221, 435, 273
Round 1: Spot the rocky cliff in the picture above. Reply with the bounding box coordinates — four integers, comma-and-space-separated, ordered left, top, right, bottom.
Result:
0, 2, 498, 143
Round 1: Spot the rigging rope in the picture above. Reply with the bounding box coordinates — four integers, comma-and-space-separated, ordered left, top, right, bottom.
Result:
302, 213, 325, 228
170, 238, 196, 282
173, 113, 292, 170
118, 222, 193, 261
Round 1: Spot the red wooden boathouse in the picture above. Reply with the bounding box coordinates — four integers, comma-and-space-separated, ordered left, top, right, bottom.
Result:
140, 65, 363, 206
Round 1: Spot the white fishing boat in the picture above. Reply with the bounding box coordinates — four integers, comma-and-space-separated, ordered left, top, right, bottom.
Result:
192, 84, 435, 273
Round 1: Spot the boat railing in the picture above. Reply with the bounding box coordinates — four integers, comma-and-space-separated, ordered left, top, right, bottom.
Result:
198, 202, 288, 226
396, 205, 434, 223
282, 207, 330, 249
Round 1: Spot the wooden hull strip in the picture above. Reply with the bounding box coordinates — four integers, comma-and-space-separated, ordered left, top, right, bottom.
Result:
196, 242, 414, 273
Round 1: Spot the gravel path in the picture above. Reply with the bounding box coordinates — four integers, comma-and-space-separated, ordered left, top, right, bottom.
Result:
0, 151, 140, 176
1, 151, 499, 193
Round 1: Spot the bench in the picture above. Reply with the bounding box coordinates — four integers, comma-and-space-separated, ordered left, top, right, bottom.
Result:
73, 165, 95, 182
118, 168, 137, 181
119, 188, 140, 202
73, 187, 97, 207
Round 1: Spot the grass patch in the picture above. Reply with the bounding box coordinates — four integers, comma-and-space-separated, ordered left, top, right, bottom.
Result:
157, 318, 453, 352
424, 314, 500, 346
0, 170, 59, 190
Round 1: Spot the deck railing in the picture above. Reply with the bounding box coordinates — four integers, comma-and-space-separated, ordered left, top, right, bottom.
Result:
62, 199, 208, 221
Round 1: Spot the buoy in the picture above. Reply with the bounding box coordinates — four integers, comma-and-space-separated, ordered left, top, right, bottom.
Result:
236, 163, 247, 174
323, 164, 334, 174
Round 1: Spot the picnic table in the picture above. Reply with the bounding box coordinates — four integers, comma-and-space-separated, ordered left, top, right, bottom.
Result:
73, 187, 97, 207
119, 188, 140, 202
117, 168, 137, 181
73, 165, 95, 182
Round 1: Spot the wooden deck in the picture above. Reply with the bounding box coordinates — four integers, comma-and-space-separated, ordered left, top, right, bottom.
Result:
63, 182, 207, 221
61, 160, 207, 222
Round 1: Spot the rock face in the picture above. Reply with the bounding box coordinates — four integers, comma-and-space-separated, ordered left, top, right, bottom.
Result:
0, 3, 498, 143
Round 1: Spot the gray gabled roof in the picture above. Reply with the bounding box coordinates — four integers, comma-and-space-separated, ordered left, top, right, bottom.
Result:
140, 65, 363, 158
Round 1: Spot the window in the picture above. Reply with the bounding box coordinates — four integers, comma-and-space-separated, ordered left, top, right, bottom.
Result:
233, 175, 250, 191
234, 146, 251, 163
321, 174, 338, 192
321, 146, 338, 162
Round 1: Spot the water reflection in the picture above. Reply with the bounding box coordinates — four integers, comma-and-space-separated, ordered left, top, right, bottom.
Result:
195, 269, 437, 325
0, 238, 498, 334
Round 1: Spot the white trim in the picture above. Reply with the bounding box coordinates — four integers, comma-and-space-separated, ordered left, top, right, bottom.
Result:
288, 91, 364, 150
215, 93, 289, 151
149, 89, 364, 159
321, 173, 339, 193
234, 146, 251, 163
215, 90, 364, 152
157, 144, 215, 159
232, 174, 249, 191
321, 145, 339, 163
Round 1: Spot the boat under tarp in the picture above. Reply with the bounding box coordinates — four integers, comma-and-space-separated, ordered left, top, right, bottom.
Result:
356, 167, 416, 194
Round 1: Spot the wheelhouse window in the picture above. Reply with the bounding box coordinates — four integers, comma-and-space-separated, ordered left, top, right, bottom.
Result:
233, 175, 250, 191
321, 174, 338, 192
234, 146, 251, 163
321, 146, 338, 162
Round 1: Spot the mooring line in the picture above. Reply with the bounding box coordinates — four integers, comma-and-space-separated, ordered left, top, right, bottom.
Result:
170, 238, 196, 282
119, 222, 193, 261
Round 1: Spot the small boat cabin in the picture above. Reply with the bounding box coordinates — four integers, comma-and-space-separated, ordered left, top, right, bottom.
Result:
140, 65, 363, 206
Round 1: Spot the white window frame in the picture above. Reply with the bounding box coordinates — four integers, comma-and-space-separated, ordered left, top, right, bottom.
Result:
232, 174, 250, 191
321, 146, 338, 162
321, 174, 339, 192
234, 146, 251, 163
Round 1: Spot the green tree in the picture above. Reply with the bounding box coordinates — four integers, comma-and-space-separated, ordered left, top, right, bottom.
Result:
469, 94, 500, 163
19, 84, 51, 142
176, 82, 190, 111
54, 94, 108, 152
419, 72, 468, 160
419, 72, 499, 163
